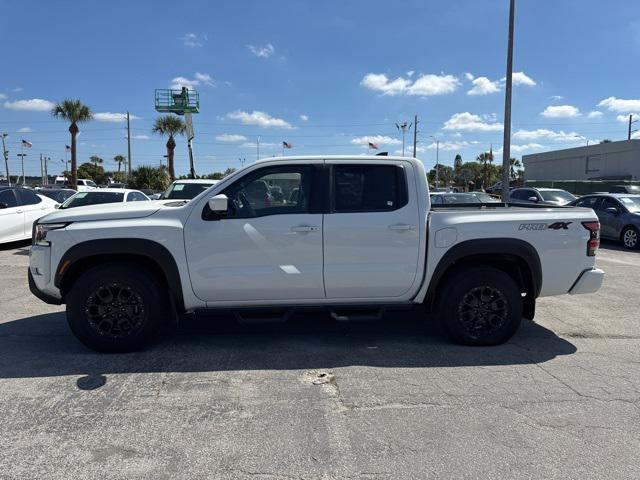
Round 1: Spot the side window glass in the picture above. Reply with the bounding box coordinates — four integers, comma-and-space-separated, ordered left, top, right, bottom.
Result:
221, 166, 311, 218
0, 190, 18, 208
17, 189, 42, 205
333, 165, 405, 212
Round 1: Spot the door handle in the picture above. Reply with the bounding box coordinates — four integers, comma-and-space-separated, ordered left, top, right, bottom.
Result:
388, 223, 415, 231
291, 225, 320, 233
16, 210, 24, 214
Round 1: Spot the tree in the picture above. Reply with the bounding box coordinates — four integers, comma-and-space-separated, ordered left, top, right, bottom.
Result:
89, 155, 103, 167
128, 165, 170, 191
454, 154, 463, 170
113, 155, 126, 173
427, 164, 454, 186
509, 157, 522, 180
51, 99, 93, 190
476, 151, 494, 188
77, 162, 108, 185
600, 139, 612, 143
152, 115, 185, 181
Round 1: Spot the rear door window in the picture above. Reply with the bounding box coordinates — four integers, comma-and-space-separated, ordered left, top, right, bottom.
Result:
0, 190, 18, 208
332, 165, 407, 213
16, 189, 42, 205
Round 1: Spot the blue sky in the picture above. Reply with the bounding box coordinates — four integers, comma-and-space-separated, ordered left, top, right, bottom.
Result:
1, 0, 639, 177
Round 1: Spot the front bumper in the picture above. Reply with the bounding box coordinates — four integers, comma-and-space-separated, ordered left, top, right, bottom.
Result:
28, 268, 62, 305
569, 268, 605, 295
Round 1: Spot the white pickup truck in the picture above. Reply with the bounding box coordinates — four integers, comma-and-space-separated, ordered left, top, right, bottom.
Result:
29, 156, 604, 352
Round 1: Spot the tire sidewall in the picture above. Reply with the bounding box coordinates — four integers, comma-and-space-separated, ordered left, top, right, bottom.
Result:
66, 264, 166, 352
440, 267, 523, 346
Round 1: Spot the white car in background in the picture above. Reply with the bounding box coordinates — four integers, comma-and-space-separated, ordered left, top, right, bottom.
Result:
0, 186, 58, 244
59, 188, 149, 209
158, 179, 220, 202
53, 177, 99, 192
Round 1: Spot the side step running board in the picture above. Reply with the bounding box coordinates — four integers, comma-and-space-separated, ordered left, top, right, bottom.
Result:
330, 307, 386, 322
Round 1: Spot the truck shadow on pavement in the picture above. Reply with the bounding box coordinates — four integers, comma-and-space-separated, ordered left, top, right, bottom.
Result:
0, 310, 577, 385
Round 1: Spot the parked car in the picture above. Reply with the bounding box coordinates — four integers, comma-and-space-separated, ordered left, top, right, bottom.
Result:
29, 155, 603, 352
53, 177, 99, 191
430, 193, 482, 205
59, 188, 149, 209
569, 193, 640, 249
159, 179, 219, 201
509, 187, 576, 206
609, 185, 640, 194
0, 186, 57, 244
468, 191, 501, 203
37, 188, 76, 204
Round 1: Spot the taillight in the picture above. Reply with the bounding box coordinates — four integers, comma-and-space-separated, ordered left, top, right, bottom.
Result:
582, 221, 600, 256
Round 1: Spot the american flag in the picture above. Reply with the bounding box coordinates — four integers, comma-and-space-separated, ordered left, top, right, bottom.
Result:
282, 141, 293, 149
21, 139, 32, 148
368, 142, 378, 149
65, 145, 71, 152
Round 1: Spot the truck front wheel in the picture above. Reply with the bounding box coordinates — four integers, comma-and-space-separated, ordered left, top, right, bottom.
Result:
439, 266, 522, 346
66, 263, 168, 352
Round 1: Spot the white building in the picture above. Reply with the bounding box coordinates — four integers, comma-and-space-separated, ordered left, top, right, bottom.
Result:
523, 140, 640, 181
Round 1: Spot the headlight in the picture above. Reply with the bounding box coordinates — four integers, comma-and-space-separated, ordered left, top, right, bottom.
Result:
33, 223, 69, 246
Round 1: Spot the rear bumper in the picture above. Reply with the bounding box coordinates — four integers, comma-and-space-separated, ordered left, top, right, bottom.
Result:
569, 268, 604, 295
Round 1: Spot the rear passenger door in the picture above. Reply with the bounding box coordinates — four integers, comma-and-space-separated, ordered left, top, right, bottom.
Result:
323, 162, 421, 299
0, 189, 24, 242
16, 189, 46, 235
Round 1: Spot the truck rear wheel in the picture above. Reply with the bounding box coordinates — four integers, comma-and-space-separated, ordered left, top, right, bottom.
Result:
439, 266, 522, 346
66, 263, 168, 352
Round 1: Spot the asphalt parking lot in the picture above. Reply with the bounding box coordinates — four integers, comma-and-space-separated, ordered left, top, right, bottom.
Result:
0, 241, 638, 479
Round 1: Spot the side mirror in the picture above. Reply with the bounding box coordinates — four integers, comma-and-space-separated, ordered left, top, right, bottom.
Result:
605, 207, 618, 214
528, 196, 539, 202
208, 194, 228, 214
0, 202, 8, 209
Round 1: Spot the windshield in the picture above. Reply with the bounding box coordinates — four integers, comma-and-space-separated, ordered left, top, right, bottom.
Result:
162, 182, 215, 200
433, 194, 482, 204
540, 190, 576, 204
619, 196, 640, 213
61, 191, 124, 209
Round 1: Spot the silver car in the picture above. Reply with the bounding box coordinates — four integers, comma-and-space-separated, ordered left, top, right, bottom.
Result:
570, 194, 640, 249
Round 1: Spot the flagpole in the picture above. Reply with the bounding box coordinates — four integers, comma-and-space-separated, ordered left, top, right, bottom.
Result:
21, 144, 24, 185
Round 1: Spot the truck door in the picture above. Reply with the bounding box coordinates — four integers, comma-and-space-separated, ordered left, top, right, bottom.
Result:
184, 162, 326, 303
323, 162, 421, 299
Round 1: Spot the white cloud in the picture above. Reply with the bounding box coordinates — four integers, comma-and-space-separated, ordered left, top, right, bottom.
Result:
4, 98, 55, 111
512, 128, 584, 142
616, 114, 640, 123
216, 134, 248, 142
509, 143, 545, 153
299, 114, 309, 122
131, 134, 150, 140
248, 43, 275, 58
351, 135, 401, 147
227, 110, 293, 128
194, 72, 215, 87
360, 72, 460, 97
550, 95, 564, 100
467, 76, 501, 95
18, 127, 31, 133
179, 33, 206, 48
464, 72, 475, 81
11, 87, 22, 92
240, 141, 277, 149
598, 96, 640, 113
94, 112, 141, 122
170, 72, 215, 90
0, 93, 7, 100
541, 105, 580, 118
511, 71, 536, 86
427, 140, 471, 151
587, 111, 603, 118
406, 70, 415, 77
442, 112, 503, 132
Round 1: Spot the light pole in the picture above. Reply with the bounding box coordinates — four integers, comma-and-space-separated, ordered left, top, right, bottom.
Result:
430, 136, 440, 188
17, 153, 27, 185
501, 0, 516, 202
1, 133, 9, 186
396, 122, 412, 157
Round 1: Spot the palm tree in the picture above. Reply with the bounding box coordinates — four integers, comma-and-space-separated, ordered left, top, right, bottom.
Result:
476, 151, 493, 188
509, 157, 522, 180
51, 99, 92, 190
113, 154, 126, 174
89, 155, 103, 167
152, 115, 185, 181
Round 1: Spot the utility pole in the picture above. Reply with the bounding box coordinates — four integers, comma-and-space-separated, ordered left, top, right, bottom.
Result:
126, 111, 132, 179
412, 114, 419, 158
17, 153, 27, 185
501, 0, 515, 202
257, 136, 261, 161
395, 122, 412, 157
40, 153, 44, 185
44, 156, 49, 184
1, 133, 9, 186
628, 114, 638, 140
